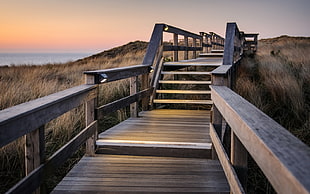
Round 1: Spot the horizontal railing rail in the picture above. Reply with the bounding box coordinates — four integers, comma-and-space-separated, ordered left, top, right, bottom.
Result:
210, 22, 309, 194
210, 85, 310, 194
0, 84, 97, 148
1, 84, 97, 194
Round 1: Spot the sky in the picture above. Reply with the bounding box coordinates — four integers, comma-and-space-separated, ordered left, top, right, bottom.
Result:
0, 0, 309, 53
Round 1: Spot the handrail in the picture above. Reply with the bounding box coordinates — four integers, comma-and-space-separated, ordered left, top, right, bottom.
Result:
0, 84, 97, 148
210, 85, 310, 194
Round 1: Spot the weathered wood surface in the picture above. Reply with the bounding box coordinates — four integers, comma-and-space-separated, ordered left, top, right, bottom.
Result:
97, 109, 212, 158
7, 121, 97, 194
153, 99, 213, 104
162, 71, 211, 75
211, 85, 310, 194
210, 124, 245, 194
99, 109, 211, 143
156, 90, 211, 94
159, 80, 211, 84
52, 154, 230, 193
164, 57, 222, 66
84, 64, 150, 83
0, 84, 96, 148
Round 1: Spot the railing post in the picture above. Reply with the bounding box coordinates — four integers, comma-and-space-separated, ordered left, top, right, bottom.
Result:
173, 33, 178, 61
211, 105, 222, 159
231, 132, 248, 190
130, 76, 138, 117
25, 125, 45, 194
193, 38, 197, 58
141, 73, 150, 111
85, 74, 97, 156
184, 36, 188, 60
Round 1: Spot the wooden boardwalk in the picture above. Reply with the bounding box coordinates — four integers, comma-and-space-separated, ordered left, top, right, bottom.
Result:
52, 109, 230, 193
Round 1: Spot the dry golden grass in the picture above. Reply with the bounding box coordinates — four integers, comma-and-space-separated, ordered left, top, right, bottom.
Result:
237, 36, 310, 194
0, 41, 148, 193
237, 36, 310, 135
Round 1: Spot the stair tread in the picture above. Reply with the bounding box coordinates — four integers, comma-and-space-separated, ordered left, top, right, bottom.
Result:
211, 49, 224, 53
162, 71, 211, 75
156, 90, 211, 94
199, 53, 223, 57
96, 139, 212, 149
164, 62, 221, 66
153, 99, 213, 104
159, 80, 211, 84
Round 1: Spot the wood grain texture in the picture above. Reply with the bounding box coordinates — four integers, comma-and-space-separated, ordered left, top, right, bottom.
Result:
210, 124, 245, 194
6, 121, 97, 194
97, 109, 212, 158
0, 84, 97, 148
84, 65, 150, 83
52, 154, 230, 193
211, 85, 310, 194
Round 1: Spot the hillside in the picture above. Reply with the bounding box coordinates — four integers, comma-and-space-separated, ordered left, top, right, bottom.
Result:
237, 35, 310, 143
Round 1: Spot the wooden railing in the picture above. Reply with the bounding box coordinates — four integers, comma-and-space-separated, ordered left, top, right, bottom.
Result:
0, 84, 98, 194
1, 23, 209, 194
210, 22, 310, 194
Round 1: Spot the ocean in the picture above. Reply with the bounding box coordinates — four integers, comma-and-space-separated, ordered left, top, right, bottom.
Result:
0, 53, 92, 66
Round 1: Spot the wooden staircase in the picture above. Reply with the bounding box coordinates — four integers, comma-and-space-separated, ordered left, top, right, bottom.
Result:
153, 50, 223, 109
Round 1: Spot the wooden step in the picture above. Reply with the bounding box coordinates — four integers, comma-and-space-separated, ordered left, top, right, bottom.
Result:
96, 140, 212, 158
52, 155, 230, 193
211, 49, 224, 53
153, 99, 213, 104
162, 71, 211, 75
164, 62, 221, 67
199, 53, 223, 57
159, 80, 211, 84
156, 90, 211, 94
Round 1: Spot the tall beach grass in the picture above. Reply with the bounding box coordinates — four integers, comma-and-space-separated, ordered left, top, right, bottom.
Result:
236, 36, 310, 193
0, 41, 148, 193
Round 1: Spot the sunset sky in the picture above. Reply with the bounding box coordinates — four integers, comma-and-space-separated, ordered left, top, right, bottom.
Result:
1, 0, 309, 53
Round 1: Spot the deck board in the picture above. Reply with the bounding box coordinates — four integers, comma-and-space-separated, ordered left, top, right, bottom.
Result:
52, 109, 230, 193
52, 155, 230, 193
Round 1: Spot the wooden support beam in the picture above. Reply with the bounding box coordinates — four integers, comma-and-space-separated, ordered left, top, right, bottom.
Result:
130, 76, 138, 117
231, 132, 248, 190
85, 74, 97, 156
173, 33, 178, 61
184, 36, 188, 60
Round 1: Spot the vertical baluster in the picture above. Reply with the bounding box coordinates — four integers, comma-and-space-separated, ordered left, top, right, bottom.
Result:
85, 74, 97, 156
130, 76, 138, 117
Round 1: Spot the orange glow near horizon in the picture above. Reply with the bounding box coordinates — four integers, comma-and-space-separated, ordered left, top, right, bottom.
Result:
0, 0, 309, 53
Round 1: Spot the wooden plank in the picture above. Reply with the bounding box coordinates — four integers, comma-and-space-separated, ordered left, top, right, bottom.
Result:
211, 85, 310, 194
156, 90, 211, 94
130, 76, 138, 117
52, 155, 229, 193
84, 64, 150, 83
85, 74, 97, 156
163, 45, 202, 52
142, 24, 163, 66
210, 124, 245, 194
212, 64, 232, 75
6, 121, 97, 194
231, 131, 248, 188
0, 84, 96, 148
173, 33, 178, 62
97, 88, 152, 119
153, 99, 212, 104
199, 53, 223, 57
223, 23, 236, 66
159, 80, 211, 84
162, 24, 202, 39
161, 71, 211, 75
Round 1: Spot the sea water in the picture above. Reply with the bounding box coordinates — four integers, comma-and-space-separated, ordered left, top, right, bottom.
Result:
0, 53, 92, 66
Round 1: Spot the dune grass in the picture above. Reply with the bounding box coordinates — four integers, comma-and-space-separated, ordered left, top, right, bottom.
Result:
236, 36, 310, 193
0, 41, 148, 193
